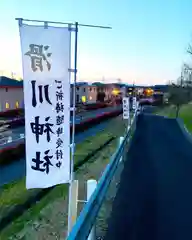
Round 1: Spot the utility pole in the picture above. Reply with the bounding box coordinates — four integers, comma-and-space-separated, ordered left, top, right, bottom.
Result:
132, 80, 135, 97
11, 72, 15, 79
180, 72, 182, 86
180, 64, 186, 87
117, 78, 122, 84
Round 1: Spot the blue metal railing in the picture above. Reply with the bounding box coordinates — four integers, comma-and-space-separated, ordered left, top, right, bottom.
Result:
67, 112, 137, 240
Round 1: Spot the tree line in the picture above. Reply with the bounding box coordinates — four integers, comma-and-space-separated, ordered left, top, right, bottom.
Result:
168, 43, 192, 117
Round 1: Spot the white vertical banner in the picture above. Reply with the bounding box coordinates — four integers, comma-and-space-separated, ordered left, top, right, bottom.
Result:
123, 97, 129, 119
136, 100, 139, 110
19, 24, 71, 189
132, 96, 137, 110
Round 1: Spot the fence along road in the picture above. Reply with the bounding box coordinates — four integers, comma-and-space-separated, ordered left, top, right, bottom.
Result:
67, 109, 138, 239
68, 112, 192, 240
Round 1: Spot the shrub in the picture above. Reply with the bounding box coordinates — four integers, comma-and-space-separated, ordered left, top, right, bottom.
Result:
0, 143, 25, 166
84, 102, 107, 110
0, 109, 24, 118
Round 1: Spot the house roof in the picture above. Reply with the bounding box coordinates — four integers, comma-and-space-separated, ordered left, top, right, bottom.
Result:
71, 82, 89, 87
0, 77, 168, 92
152, 85, 168, 92
92, 82, 104, 86
0, 76, 23, 87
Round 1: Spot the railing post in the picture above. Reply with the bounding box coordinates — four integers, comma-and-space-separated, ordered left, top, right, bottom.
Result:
20, 133, 25, 139
119, 136, 124, 162
68, 180, 79, 235
132, 96, 137, 113
87, 179, 97, 240
7, 136, 12, 143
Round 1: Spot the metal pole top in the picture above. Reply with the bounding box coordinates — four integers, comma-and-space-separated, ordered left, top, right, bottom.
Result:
15, 18, 112, 29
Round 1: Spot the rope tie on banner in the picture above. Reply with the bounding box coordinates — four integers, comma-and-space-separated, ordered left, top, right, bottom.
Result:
44, 21, 48, 29
18, 18, 22, 27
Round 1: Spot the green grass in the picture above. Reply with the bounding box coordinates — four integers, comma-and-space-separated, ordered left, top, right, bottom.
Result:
156, 104, 192, 132
0, 140, 120, 240
178, 104, 192, 132
0, 132, 113, 221
0, 180, 40, 223
0, 184, 68, 240
0, 116, 126, 239
74, 132, 113, 162
0, 117, 6, 120
156, 105, 176, 117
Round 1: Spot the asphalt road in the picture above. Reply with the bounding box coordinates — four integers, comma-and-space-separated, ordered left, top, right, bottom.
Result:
105, 114, 192, 240
0, 118, 115, 187
0, 106, 121, 146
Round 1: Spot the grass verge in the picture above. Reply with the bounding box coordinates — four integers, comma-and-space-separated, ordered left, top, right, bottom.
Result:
156, 104, 192, 132
0, 115, 126, 239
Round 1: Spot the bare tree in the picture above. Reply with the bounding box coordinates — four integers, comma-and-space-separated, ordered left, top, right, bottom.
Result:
168, 44, 192, 116
117, 78, 122, 83
185, 44, 192, 86
168, 84, 191, 117
187, 44, 192, 55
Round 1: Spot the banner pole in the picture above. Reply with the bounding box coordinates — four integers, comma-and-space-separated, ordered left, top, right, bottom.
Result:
71, 22, 78, 180
67, 22, 78, 236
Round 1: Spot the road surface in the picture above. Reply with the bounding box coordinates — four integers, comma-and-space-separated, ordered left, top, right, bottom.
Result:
105, 114, 192, 240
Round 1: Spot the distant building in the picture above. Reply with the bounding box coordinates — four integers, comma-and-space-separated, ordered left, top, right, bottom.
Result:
86, 84, 98, 103
1, 77, 147, 112
70, 82, 98, 105
93, 82, 126, 101
71, 82, 128, 104
0, 76, 23, 112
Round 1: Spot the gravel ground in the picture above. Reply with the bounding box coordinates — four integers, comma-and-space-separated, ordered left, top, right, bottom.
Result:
96, 144, 129, 239
7, 139, 128, 240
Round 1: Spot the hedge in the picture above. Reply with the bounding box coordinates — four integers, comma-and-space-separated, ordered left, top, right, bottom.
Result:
0, 109, 122, 166
84, 102, 108, 110
0, 103, 110, 118
84, 101, 121, 110
0, 109, 24, 118
0, 144, 25, 166
0, 103, 117, 129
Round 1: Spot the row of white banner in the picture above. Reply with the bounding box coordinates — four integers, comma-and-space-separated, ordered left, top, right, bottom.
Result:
123, 97, 138, 119
19, 24, 71, 189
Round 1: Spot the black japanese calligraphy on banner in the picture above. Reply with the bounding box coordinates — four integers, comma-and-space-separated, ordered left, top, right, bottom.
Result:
25, 44, 52, 72
56, 102, 64, 113
55, 79, 64, 168
30, 116, 54, 143
123, 97, 129, 120
31, 80, 52, 107
56, 127, 63, 137
31, 150, 53, 174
